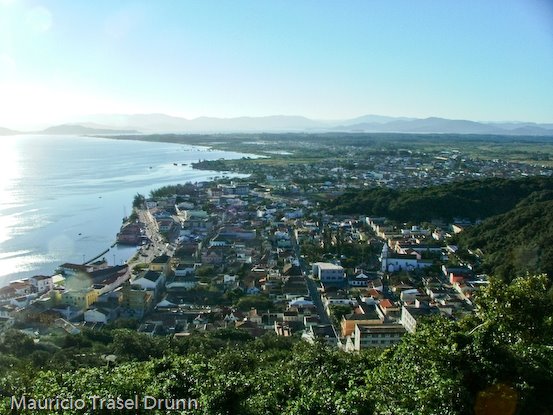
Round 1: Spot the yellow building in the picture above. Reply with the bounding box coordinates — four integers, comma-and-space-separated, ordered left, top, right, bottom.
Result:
61, 288, 99, 310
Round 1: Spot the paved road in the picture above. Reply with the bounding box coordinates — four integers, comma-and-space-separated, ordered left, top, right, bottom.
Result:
126, 208, 170, 279
289, 226, 334, 328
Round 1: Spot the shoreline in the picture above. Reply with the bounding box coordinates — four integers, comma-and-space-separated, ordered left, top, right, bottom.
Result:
0, 135, 256, 287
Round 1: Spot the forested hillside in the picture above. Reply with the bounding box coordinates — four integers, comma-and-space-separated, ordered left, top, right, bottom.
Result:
459, 191, 553, 281
327, 177, 553, 222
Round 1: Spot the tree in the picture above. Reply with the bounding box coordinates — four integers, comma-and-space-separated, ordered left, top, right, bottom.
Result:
132, 193, 146, 208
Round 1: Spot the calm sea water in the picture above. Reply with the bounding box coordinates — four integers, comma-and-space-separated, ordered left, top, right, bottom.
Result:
0, 135, 250, 285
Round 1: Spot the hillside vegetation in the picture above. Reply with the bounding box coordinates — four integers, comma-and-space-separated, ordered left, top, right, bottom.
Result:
459, 191, 553, 281
327, 177, 553, 222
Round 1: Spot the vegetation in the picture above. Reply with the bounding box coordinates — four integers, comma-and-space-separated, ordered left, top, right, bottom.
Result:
326, 176, 553, 222
149, 183, 198, 199
459, 191, 553, 281
132, 193, 146, 209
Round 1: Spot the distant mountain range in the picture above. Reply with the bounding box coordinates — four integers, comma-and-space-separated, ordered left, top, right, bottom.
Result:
0, 126, 21, 136
0, 124, 138, 136
2, 114, 553, 135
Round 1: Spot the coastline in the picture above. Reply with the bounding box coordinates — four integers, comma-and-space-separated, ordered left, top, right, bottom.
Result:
0, 135, 255, 286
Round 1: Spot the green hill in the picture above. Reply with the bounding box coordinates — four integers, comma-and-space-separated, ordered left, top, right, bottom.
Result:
459, 191, 553, 280
327, 177, 553, 222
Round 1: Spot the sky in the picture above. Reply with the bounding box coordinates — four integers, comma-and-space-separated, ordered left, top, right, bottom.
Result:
1, 0, 553, 129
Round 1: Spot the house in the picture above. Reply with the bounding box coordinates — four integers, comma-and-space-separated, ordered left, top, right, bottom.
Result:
157, 218, 176, 233
235, 320, 265, 337
377, 299, 401, 318
87, 265, 130, 294
84, 306, 117, 324
0, 304, 16, 321
223, 275, 238, 285
201, 248, 224, 265
133, 270, 165, 299
61, 288, 99, 310
302, 324, 340, 347
11, 295, 33, 308
274, 321, 293, 336
150, 255, 172, 276
166, 276, 198, 290
348, 272, 371, 287
121, 283, 153, 318
57, 263, 94, 277
380, 244, 432, 272
30, 275, 54, 293
341, 304, 383, 337
116, 222, 145, 245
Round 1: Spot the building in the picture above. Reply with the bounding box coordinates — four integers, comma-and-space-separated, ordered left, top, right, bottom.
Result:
352, 323, 406, 350
401, 305, 441, 334
302, 324, 340, 347
380, 244, 432, 272
133, 270, 166, 299
61, 288, 99, 310
312, 262, 345, 283
121, 283, 153, 318
149, 255, 172, 276
30, 275, 55, 294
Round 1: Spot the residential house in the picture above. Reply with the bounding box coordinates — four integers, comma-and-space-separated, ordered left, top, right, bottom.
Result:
84, 306, 118, 324
30, 275, 54, 293
133, 270, 165, 299
121, 283, 153, 318
150, 254, 172, 276
61, 288, 99, 310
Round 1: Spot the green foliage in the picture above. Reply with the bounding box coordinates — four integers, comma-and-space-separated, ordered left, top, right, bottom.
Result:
235, 295, 274, 312
327, 176, 553, 222
112, 329, 169, 361
460, 195, 553, 280
132, 193, 145, 209
149, 183, 198, 199
329, 304, 352, 326
0, 329, 36, 357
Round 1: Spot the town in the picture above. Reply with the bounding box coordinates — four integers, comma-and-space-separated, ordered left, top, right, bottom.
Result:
4, 136, 545, 352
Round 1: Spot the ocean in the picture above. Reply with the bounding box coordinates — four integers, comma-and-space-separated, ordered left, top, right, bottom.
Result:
0, 134, 250, 285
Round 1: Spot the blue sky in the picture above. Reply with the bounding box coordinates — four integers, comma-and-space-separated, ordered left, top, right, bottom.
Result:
1, 0, 553, 128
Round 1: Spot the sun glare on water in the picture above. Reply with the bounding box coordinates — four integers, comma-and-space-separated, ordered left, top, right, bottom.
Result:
0, 136, 22, 245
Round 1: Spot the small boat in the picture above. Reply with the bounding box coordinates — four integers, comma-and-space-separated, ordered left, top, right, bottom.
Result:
173, 163, 178, 166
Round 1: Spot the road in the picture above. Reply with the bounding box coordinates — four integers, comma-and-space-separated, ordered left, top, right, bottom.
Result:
126, 208, 170, 279
289, 226, 334, 328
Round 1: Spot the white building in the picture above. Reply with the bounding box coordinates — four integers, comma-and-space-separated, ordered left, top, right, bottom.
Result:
312, 262, 345, 283
30, 275, 55, 293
